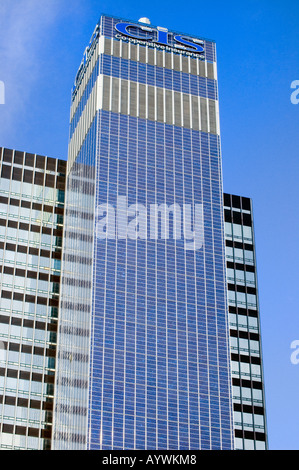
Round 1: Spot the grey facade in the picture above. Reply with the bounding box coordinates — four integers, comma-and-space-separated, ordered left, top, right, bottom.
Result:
0, 147, 66, 450
224, 193, 267, 450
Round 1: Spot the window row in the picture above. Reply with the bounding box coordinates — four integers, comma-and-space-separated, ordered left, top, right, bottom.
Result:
227, 290, 257, 308
230, 336, 260, 355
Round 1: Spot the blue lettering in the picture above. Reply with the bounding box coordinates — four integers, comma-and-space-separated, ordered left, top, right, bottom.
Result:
154, 29, 169, 46
174, 35, 204, 53
115, 22, 153, 41
114, 22, 205, 55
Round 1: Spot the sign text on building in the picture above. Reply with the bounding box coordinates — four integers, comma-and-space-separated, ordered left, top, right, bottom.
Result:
115, 22, 205, 58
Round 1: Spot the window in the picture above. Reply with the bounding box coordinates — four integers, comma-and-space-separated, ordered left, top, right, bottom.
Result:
232, 223, 242, 239
243, 225, 252, 241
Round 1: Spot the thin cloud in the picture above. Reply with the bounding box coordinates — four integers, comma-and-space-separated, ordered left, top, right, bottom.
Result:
0, 0, 62, 140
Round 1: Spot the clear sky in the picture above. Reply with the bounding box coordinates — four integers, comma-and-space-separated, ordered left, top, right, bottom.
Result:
0, 0, 299, 450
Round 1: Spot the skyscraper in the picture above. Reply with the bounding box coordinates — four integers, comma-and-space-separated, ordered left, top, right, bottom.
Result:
0, 154, 268, 451
52, 14, 234, 450
0, 147, 66, 450
224, 193, 267, 450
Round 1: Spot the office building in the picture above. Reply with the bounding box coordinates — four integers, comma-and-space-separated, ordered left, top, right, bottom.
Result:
0, 149, 268, 451
0, 147, 66, 450
52, 14, 234, 450
224, 193, 267, 450
0, 16, 268, 452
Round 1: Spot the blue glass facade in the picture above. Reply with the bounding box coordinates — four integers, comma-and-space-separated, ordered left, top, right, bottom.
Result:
53, 14, 234, 450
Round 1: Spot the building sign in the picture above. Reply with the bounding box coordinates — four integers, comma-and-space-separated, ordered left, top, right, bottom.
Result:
114, 22, 205, 58
72, 24, 100, 98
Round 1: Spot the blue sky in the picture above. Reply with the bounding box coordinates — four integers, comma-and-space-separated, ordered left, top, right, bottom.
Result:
0, 0, 299, 450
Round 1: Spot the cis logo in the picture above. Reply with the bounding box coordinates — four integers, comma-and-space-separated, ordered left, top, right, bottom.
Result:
115, 22, 205, 54
290, 80, 299, 105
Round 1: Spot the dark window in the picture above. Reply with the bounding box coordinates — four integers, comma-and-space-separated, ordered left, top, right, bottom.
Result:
21, 345, 32, 355
243, 213, 252, 226
21, 200, 31, 209
25, 153, 35, 167
10, 198, 19, 207
0, 315, 9, 324
14, 151, 24, 165
223, 193, 231, 207
35, 155, 45, 170
15, 426, 27, 436
44, 205, 53, 213
6, 243, 15, 251
12, 167, 22, 181
42, 227, 51, 235
31, 224, 41, 234
30, 399, 41, 410
7, 220, 18, 229
7, 369, 18, 378
32, 373, 43, 383
13, 292, 24, 301
232, 195, 241, 209
23, 169, 33, 184
57, 160, 67, 174
3, 149, 13, 163
5, 396, 16, 406
56, 176, 65, 190
20, 370, 30, 380
17, 398, 29, 407
224, 209, 232, 223
34, 346, 44, 355
32, 202, 42, 211
4, 266, 14, 275
1, 165, 12, 179
40, 249, 50, 258
46, 158, 56, 172
2, 424, 14, 434
27, 271, 37, 279
242, 197, 251, 211
17, 245, 27, 253
45, 174, 55, 188
23, 319, 34, 329
35, 321, 46, 331
15, 269, 26, 277
28, 428, 40, 438
36, 297, 47, 306
232, 211, 241, 224
19, 223, 29, 231
53, 229, 63, 237
34, 172, 44, 185
54, 207, 64, 215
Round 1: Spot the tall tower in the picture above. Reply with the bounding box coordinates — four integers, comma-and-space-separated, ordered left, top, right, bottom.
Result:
224, 193, 268, 450
53, 14, 234, 450
0, 148, 66, 450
